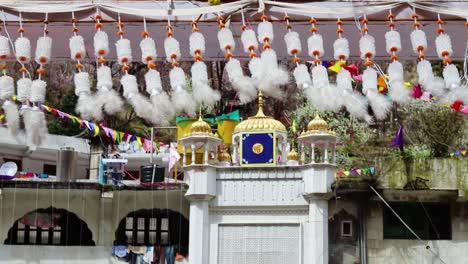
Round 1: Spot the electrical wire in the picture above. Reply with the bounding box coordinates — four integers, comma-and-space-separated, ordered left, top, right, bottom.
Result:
369, 185, 448, 264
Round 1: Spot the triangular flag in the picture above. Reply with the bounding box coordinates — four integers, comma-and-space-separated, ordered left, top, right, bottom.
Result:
328, 61, 342, 73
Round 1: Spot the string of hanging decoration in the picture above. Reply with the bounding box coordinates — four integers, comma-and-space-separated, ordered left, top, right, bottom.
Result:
0, 1, 467, 147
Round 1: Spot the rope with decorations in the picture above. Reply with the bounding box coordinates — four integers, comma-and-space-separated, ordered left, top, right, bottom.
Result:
220, 12, 256, 104
411, 9, 445, 99
385, 9, 411, 104
249, 13, 288, 99
165, 18, 196, 117
334, 18, 372, 123
435, 14, 468, 109
28, 13, 51, 145
140, 16, 174, 125
116, 13, 155, 125
70, 11, 100, 121
309, 17, 342, 112
189, 19, 220, 108
93, 9, 124, 120
0, 18, 19, 136
360, 14, 391, 120
283, 13, 314, 110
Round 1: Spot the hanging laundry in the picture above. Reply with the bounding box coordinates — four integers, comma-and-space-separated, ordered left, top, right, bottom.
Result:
20, 212, 61, 228
143, 246, 153, 263
112, 245, 128, 259
165, 246, 175, 264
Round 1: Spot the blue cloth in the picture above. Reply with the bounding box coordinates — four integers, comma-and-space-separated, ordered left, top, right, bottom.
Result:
165, 246, 175, 264
112, 245, 128, 258
241, 133, 275, 165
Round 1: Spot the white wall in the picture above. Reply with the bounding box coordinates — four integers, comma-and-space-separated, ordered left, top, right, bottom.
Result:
0, 187, 189, 248
367, 201, 468, 264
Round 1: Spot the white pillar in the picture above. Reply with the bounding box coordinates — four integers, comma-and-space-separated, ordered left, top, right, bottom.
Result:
204, 144, 209, 165
303, 198, 328, 264
232, 143, 238, 165
191, 144, 196, 165
300, 143, 305, 164
331, 144, 336, 164
183, 145, 187, 166
188, 199, 211, 264
311, 143, 315, 164
324, 142, 329, 163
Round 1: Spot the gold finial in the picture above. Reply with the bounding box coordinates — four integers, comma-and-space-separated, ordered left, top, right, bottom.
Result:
255, 90, 266, 117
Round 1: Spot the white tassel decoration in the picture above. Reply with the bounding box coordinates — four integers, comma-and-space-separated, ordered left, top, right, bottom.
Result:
96, 66, 124, 115
0, 75, 14, 99
97, 66, 113, 90
69, 35, 86, 61
257, 21, 274, 43
145, 69, 163, 95
410, 29, 427, 54
363, 68, 391, 120
217, 28, 235, 53
417, 59, 444, 96
257, 49, 288, 99
284, 31, 301, 56
35, 36, 52, 64
74, 72, 91, 96
333, 38, 349, 61
311, 65, 340, 111
2, 100, 20, 136
0, 35, 11, 59
145, 69, 174, 124
387, 61, 410, 104
337, 69, 372, 123
442, 63, 461, 88
293, 64, 312, 90
435, 33, 452, 59
93, 30, 109, 57
169, 67, 196, 117
241, 29, 258, 54
139, 37, 157, 64
76, 93, 103, 121
225, 58, 257, 104
15, 37, 31, 63
30, 79, 47, 103
385, 30, 401, 54
359, 34, 376, 60
121, 74, 153, 122
121, 74, 139, 99
189, 31, 206, 57
27, 108, 47, 146
115, 38, 132, 64
164, 37, 181, 62
17, 78, 32, 103
191, 61, 220, 107
307, 34, 324, 57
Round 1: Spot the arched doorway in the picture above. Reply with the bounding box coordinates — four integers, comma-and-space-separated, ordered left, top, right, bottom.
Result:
114, 208, 189, 255
4, 207, 95, 246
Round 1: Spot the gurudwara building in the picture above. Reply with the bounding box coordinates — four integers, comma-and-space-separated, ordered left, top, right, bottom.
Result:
0, 93, 467, 264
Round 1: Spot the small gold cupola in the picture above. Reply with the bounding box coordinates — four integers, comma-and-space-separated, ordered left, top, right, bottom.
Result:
234, 91, 287, 133
287, 148, 300, 161
306, 114, 329, 133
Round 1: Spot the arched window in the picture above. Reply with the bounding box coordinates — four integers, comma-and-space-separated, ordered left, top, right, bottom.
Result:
4, 207, 95, 246
114, 208, 189, 254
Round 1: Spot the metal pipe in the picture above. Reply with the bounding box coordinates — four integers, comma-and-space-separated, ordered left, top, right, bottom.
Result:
358, 202, 367, 264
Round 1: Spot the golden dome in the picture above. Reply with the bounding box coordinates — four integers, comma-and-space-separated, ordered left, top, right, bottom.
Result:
218, 150, 231, 162
234, 91, 287, 133
307, 114, 329, 132
190, 116, 212, 134
287, 148, 300, 161
182, 116, 219, 138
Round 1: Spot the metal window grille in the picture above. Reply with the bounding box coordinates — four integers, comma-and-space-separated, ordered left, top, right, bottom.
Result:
218, 225, 300, 264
